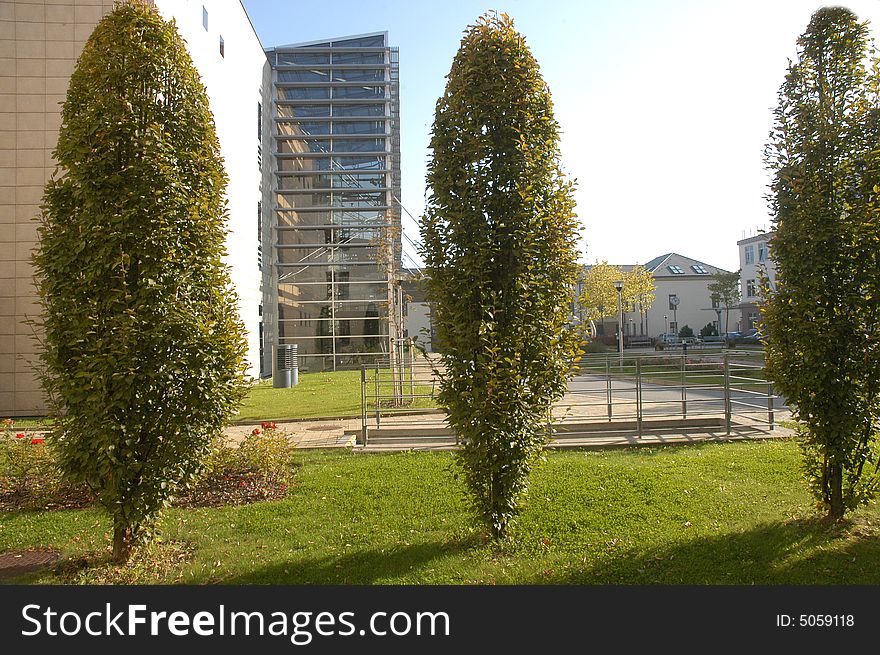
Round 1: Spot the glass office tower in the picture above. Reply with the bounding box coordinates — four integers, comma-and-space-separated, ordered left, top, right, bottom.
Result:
266, 33, 401, 372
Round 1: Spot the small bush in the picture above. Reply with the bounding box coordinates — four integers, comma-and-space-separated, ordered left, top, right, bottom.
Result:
1, 418, 297, 511
700, 323, 718, 337
0, 420, 59, 502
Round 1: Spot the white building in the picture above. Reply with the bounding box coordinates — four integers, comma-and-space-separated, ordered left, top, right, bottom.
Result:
588, 253, 733, 342
737, 231, 776, 331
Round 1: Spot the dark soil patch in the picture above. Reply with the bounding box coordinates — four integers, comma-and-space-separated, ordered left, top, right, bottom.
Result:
0, 469, 291, 513
0, 485, 94, 512
173, 470, 290, 508
0, 549, 61, 578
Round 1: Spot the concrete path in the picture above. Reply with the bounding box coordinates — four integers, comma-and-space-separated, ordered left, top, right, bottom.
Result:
225, 417, 361, 449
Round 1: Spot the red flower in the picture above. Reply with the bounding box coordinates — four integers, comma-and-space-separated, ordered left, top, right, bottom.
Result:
261, 421, 277, 430
251, 428, 261, 436
15, 433, 25, 439
31, 438, 45, 445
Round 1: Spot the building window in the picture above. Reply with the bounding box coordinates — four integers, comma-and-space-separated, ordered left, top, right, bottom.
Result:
746, 279, 757, 297
758, 242, 767, 262
257, 101, 262, 142
202, 6, 208, 31
744, 245, 754, 265
668, 265, 684, 275
219, 36, 224, 58
691, 264, 708, 274
748, 312, 759, 329
711, 296, 720, 309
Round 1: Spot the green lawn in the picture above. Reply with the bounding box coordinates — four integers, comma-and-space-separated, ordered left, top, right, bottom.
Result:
3, 439, 880, 584
235, 370, 438, 422
236, 371, 365, 421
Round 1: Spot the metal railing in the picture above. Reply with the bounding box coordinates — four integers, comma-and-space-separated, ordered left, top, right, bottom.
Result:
360, 349, 781, 445
565, 350, 778, 436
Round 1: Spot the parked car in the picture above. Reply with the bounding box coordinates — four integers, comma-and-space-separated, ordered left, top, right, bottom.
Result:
738, 328, 764, 344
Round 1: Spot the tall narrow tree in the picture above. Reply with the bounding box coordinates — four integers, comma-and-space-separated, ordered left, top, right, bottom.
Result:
707, 270, 741, 337
34, 0, 248, 561
763, 7, 880, 520
421, 13, 581, 538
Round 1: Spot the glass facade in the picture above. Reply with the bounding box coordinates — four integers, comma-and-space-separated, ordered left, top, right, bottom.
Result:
267, 33, 401, 371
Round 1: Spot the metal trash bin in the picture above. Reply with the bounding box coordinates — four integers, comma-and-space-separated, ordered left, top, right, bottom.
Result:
273, 344, 299, 388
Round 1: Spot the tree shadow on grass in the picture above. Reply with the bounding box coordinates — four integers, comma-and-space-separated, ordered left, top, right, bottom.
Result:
220, 535, 482, 585
546, 517, 880, 585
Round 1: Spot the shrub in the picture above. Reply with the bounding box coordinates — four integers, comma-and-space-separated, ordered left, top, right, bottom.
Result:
421, 13, 581, 538
700, 323, 718, 338
204, 425, 296, 488
0, 421, 59, 500
33, 1, 248, 561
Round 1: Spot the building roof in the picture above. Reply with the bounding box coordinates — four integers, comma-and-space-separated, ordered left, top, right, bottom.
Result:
268, 31, 389, 51
585, 253, 730, 279
736, 230, 775, 246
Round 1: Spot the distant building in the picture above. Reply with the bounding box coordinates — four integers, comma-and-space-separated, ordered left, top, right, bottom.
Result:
585, 253, 732, 342
737, 231, 776, 331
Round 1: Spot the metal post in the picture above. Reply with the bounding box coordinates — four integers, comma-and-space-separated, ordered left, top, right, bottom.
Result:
681, 353, 687, 419
361, 366, 368, 446
375, 363, 381, 427
409, 338, 415, 402
606, 355, 612, 421
768, 381, 774, 430
636, 358, 642, 438
614, 281, 624, 369
723, 352, 731, 435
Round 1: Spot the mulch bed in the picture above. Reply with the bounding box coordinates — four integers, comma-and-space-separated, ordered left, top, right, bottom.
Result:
0, 470, 290, 513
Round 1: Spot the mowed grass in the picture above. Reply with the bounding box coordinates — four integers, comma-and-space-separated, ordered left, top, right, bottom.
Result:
235, 371, 365, 421
235, 370, 437, 422
3, 439, 880, 585
7, 370, 437, 427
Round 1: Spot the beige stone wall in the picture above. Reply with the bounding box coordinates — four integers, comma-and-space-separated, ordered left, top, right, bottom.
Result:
1, 0, 115, 417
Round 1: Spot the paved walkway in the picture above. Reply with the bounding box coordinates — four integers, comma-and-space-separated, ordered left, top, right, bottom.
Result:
225, 417, 362, 448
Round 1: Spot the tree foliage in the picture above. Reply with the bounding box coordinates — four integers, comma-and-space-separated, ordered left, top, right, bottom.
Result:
763, 7, 880, 520
707, 270, 741, 336
34, 0, 248, 561
579, 262, 655, 326
421, 13, 581, 538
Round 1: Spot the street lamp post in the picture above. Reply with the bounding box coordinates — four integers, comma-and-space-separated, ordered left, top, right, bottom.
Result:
664, 314, 668, 335
714, 307, 723, 347
614, 280, 624, 366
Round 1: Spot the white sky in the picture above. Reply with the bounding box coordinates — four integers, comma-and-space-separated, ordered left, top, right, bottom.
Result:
243, 0, 880, 272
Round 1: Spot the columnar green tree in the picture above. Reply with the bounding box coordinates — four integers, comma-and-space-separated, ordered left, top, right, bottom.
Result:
763, 7, 880, 520
34, 0, 248, 561
421, 13, 581, 538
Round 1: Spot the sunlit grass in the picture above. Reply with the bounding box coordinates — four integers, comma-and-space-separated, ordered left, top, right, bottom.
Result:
3, 439, 879, 585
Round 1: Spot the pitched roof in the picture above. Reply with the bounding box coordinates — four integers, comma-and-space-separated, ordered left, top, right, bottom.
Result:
583, 253, 730, 278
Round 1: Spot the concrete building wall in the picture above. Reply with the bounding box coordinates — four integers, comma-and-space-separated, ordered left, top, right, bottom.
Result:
1, 0, 266, 416
405, 302, 432, 352
648, 277, 731, 338
1, 0, 118, 417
